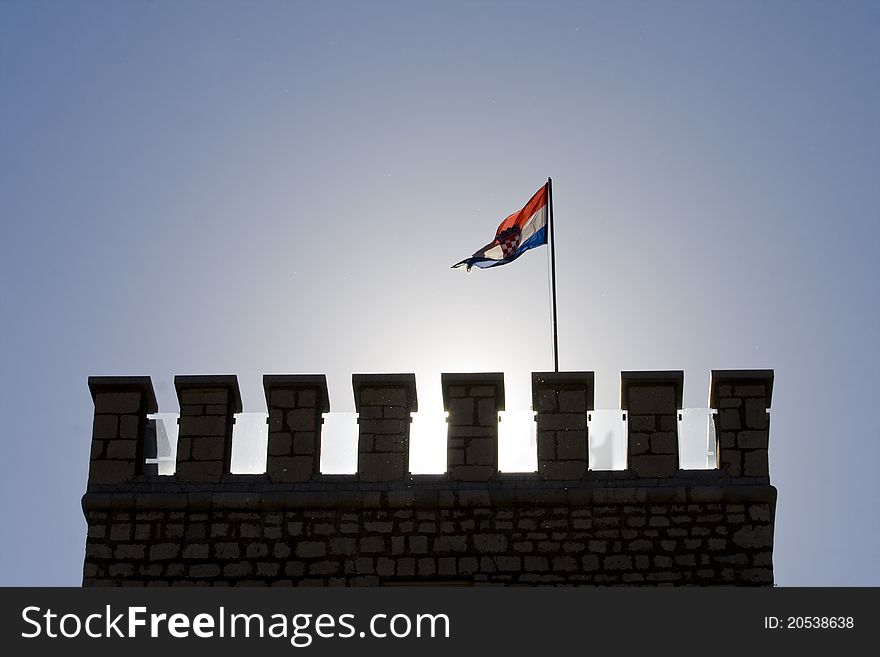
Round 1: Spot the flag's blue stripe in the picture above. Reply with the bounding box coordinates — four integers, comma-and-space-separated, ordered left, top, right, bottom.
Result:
515, 225, 547, 255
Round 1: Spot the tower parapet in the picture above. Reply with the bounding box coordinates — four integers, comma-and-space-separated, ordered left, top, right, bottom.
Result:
81, 369, 776, 586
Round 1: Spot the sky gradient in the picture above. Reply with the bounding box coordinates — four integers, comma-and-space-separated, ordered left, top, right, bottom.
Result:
1, 0, 878, 585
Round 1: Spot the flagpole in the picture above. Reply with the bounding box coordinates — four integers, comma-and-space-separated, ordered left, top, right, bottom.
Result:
548, 177, 559, 373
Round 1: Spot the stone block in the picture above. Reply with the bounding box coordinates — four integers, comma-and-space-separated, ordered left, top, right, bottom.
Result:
630, 454, 677, 478
180, 389, 229, 406
175, 461, 224, 484
92, 415, 119, 440
267, 410, 284, 432
149, 543, 179, 561
377, 558, 396, 577
267, 433, 293, 456
715, 383, 733, 398
244, 542, 268, 558
626, 385, 677, 414
358, 453, 406, 482
433, 535, 467, 553
448, 464, 495, 482
175, 436, 192, 460
359, 387, 407, 407
549, 556, 575, 572
650, 432, 678, 455
268, 456, 315, 483
536, 390, 556, 412
720, 452, 742, 477
661, 415, 678, 432
717, 409, 742, 431
115, 544, 146, 560
537, 413, 585, 431
88, 460, 135, 485
90, 440, 105, 460
737, 430, 768, 449
446, 398, 474, 425
458, 556, 478, 573
372, 435, 405, 452
396, 557, 415, 576
256, 562, 280, 577
296, 541, 327, 558
749, 505, 771, 522
190, 564, 221, 578
362, 419, 405, 436
287, 409, 316, 432
108, 563, 135, 578
558, 390, 587, 413
297, 389, 317, 407
734, 384, 768, 397
733, 525, 773, 549
94, 392, 143, 414
536, 433, 556, 460
718, 431, 736, 450
494, 556, 521, 571
117, 415, 141, 440
106, 439, 138, 460
183, 544, 209, 560
178, 415, 228, 437
581, 554, 600, 571
540, 460, 586, 481
360, 536, 386, 553
524, 556, 549, 572
477, 398, 499, 426
743, 451, 769, 477
284, 561, 305, 577
269, 389, 296, 408
465, 438, 496, 465
627, 415, 656, 432
191, 437, 226, 461
629, 433, 650, 455
293, 433, 316, 455
473, 534, 507, 553
744, 399, 769, 429
447, 427, 495, 442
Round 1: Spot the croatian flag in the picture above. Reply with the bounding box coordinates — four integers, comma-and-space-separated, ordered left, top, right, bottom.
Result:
451, 183, 548, 271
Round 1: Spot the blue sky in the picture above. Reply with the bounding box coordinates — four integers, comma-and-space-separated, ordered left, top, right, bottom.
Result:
1, 0, 878, 585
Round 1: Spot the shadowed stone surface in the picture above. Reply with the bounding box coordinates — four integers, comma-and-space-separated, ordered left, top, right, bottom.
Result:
82, 370, 776, 587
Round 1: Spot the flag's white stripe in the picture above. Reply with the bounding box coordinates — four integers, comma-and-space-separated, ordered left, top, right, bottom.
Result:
519, 205, 547, 244
483, 243, 505, 260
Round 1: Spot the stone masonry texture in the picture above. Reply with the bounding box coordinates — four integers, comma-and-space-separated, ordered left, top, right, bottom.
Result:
82, 370, 776, 586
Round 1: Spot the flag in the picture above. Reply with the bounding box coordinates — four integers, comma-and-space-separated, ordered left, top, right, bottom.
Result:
451, 183, 548, 271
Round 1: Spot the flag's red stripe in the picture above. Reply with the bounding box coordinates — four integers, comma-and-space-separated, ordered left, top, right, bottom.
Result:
495, 184, 547, 235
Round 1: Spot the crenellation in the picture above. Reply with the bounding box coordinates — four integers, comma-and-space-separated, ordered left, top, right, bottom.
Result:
622, 371, 683, 479
711, 370, 773, 479
442, 373, 504, 482
81, 369, 776, 586
264, 374, 328, 484
532, 372, 592, 481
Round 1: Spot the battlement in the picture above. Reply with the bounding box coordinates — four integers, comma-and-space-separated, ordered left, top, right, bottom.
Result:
82, 370, 776, 586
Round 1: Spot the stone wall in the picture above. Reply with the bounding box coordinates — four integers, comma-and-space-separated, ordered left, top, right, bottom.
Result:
82, 370, 776, 586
